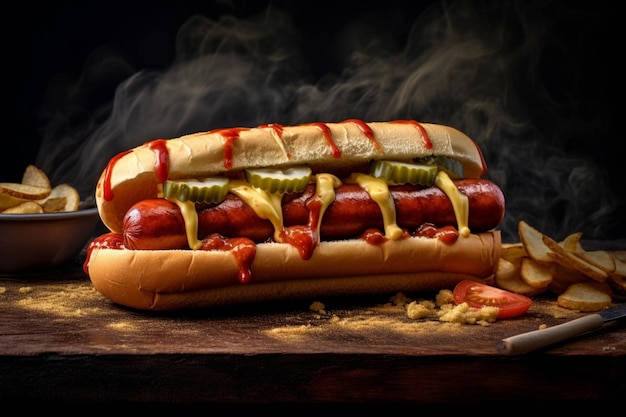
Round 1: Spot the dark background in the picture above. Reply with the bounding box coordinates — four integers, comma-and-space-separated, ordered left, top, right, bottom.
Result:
5, 0, 623, 242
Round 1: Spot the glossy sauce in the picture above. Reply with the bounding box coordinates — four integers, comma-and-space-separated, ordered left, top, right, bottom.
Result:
390, 119, 433, 149
302, 122, 342, 158
279, 197, 322, 260
83, 233, 125, 273
102, 150, 131, 201
413, 223, 459, 245
344, 119, 384, 153
211, 127, 250, 170
200, 234, 256, 284
148, 139, 170, 183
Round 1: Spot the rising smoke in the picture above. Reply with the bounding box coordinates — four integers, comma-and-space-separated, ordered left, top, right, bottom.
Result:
33, 0, 623, 242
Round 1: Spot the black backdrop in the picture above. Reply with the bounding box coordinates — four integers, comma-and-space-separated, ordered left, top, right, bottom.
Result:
5, 0, 624, 242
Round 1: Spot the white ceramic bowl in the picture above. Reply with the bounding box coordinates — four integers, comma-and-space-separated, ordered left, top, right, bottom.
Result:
0, 207, 100, 273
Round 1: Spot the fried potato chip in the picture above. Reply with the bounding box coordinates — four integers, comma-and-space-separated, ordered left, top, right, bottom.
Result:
557, 282, 612, 312
578, 250, 616, 274
40, 197, 67, 213
520, 257, 555, 289
518, 220, 553, 263
543, 234, 608, 282
21, 164, 51, 190
613, 255, 626, 277
495, 257, 545, 296
548, 263, 592, 295
559, 232, 583, 252
500, 242, 527, 264
0, 183, 51, 211
38, 183, 80, 212
1, 201, 44, 214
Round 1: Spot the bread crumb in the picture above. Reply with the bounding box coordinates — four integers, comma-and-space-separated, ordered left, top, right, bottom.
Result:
435, 289, 454, 306
309, 301, 326, 314
0, 286, 6, 294
19, 287, 33, 294
539, 324, 548, 330
399, 290, 499, 325
406, 300, 436, 319
389, 292, 412, 306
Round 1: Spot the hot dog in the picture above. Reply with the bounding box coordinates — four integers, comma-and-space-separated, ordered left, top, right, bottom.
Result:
85, 120, 505, 310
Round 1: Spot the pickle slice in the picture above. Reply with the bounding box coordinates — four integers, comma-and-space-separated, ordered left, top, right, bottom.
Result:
244, 166, 312, 193
369, 160, 438, 186
416, 156, 464, 179
163, 177, 229, 203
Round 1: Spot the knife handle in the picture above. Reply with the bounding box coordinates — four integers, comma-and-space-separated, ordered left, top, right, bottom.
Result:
497, 314, 604, 355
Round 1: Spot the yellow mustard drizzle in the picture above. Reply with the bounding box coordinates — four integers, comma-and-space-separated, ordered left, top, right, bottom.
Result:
345, 173, 404, 241
313, 173, 342, 238
171, 199, 203, 249
435, 171, 470, 238
228, 180, 284, 242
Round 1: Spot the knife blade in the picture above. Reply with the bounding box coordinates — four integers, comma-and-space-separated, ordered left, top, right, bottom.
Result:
497, 303, 626, 355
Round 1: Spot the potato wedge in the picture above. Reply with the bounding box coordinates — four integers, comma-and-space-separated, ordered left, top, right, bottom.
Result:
559, 232, 583, 252
548, 263, 592, 295
577, 250, 616, 274
495, 257, 545, 296
501, 242, 527, 264
21, 164, 51, 190
520, 257, 555, 289
2, 201, 44, 214
40, 197, 67, 213
557, 282, 612, 312
39, 184, 80, 212
543, 235, 608, 282
518, 220, 553, 263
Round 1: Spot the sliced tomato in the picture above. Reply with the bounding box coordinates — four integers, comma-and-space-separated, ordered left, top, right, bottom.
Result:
452, 280, 532, 319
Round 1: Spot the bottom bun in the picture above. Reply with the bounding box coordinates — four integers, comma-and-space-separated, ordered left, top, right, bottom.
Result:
88, 231, 500, 310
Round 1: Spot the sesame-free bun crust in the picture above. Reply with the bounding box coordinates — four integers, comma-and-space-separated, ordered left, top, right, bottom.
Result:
88, 231, 500, 311
96, 121, 486, 233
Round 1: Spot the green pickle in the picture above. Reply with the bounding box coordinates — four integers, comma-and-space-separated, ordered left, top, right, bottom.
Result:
244, 166, 312, 193
369, 160, 438, 185
163, 177, 230, 203
417, 156, 464, 179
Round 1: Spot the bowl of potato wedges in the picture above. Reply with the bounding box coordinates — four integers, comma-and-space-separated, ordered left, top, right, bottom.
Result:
0, 165, 99, 273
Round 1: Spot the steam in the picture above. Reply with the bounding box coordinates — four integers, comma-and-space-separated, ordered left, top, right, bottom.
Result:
34, 1, 622, 242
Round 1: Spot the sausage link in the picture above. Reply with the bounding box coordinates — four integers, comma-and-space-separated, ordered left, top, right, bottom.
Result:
123, 179, 504, 250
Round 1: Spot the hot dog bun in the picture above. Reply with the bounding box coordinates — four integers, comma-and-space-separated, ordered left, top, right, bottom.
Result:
97, 121, 486, 233
88, 230, 500, 310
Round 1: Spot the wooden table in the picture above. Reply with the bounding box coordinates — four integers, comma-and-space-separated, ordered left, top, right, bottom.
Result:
1, 246, 625, 406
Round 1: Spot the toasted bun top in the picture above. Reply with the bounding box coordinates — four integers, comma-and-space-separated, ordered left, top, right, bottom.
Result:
96, 120, 486, 233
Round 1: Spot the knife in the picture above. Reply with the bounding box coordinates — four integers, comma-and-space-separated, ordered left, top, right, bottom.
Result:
497, 303, 626, 355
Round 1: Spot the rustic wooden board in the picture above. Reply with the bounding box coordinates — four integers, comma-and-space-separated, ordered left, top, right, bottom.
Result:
1, 244, 625, 404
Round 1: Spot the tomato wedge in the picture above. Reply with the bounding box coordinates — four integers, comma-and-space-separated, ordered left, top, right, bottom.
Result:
452, 280, 532, 319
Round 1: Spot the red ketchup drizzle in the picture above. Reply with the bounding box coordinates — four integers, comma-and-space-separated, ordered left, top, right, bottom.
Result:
147, 139, 170, 183
259, 123, 284, 137
259, 123, 291, 159
344, 119, 384, 153
302, 123, 341, 158
390, 120, 433, 149
200, 234, 257, 284
413, 223, 459, 245
211, 127, 250, 169
102, 150, 132, 201
279, 196, 323, 260
360, 228, 388, 245
83, 233, 125, 273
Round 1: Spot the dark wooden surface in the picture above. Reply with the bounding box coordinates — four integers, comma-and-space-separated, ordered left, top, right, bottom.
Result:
1, 247, 625, 406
